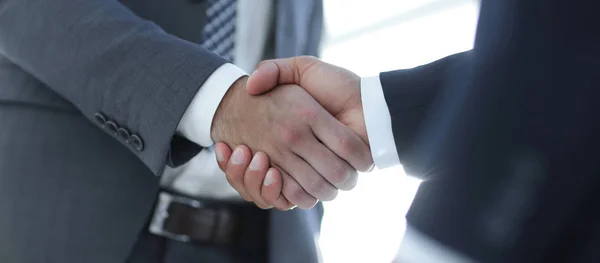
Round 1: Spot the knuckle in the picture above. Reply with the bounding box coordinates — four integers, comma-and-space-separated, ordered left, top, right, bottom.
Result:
291, 187, 309, 203
337, 134, 351, 153
279, 126, 305, 146
337, 133, 357, 158
327, 162, 352, 187
296, 107, 319, 123
307, 177, 337, 201
285, 184, 310, 204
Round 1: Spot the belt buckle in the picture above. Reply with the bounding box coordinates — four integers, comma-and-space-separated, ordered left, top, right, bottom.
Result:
149, 192, 202, 243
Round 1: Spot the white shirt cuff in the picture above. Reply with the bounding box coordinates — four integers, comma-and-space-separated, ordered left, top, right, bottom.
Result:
360, 76, 401, 169
177, 63, 247, 147
396, 224, 474, 263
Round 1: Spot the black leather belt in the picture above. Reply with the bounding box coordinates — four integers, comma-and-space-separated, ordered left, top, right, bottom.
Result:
148, 191, 266, 246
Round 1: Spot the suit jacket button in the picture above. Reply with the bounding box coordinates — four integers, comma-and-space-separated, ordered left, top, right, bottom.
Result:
94, 113, 107, 126
105, 121, 119, 135
117, 128, 131, 142
130, 134, 144, 151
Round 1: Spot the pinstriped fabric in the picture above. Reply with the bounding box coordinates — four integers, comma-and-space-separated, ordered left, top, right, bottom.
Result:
201, 0, 237, 61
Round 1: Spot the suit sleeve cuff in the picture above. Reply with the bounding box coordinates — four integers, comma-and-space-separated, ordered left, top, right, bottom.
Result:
177, 63, 247, 147
360, 76, 402, 169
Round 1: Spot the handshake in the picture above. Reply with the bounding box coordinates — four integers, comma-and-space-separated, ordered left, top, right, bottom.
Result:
209, 56, 374, 210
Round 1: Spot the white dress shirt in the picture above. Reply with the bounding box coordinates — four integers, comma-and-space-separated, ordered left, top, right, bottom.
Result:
161, 0, 272, 200
360, 76, 475, 263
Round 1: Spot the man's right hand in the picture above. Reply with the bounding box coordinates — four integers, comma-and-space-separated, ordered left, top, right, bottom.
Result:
247, 56, 368, 145
210, 76, 373, 209
214, 57, 377, 209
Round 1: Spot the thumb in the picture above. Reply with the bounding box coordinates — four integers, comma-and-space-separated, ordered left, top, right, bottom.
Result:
247, 56, 319, 95
246, 60, 281, 95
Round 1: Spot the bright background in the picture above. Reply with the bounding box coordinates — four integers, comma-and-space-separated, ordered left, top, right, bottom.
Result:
317, 1, 480, 262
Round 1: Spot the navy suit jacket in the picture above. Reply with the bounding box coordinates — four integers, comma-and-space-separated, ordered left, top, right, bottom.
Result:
380, 0, 600, 262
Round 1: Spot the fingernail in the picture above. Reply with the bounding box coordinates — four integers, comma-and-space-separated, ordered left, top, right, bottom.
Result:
264, 170, 275, 186
216, 148, 225, 162
264, 61, 277, 72
367, 163, 376, 173
249, 154, 262, 170
231, 148, 245, 165
251, 69, 258, 76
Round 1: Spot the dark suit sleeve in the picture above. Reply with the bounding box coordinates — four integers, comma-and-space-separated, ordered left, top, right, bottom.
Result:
0, 0, 225, 174
378, 51, 472, 176
381, 0, 600, 261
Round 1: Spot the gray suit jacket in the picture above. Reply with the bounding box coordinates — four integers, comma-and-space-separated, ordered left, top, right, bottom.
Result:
0, 0, 323, 262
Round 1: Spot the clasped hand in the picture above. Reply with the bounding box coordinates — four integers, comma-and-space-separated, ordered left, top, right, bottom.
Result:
210, 56, 371, 210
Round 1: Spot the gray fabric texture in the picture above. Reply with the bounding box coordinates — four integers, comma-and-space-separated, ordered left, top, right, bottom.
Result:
0, 0, 324, 262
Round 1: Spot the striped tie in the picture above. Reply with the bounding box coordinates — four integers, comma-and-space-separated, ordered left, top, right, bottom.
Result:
201, 0, 237, 62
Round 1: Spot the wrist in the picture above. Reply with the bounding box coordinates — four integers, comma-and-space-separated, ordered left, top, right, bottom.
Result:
211, 76, 249, 142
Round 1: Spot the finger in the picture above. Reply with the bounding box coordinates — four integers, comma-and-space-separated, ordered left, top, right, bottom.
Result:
284, 150, 339, 201
225, 146, 253, 202
293, 138, 357, 192
214, 142, 232, 172
311, 111, 374, 174
261, 168, 295, 211
246, 56, 319, 95
244, 152, 273, 209
278, 167, 319, 210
